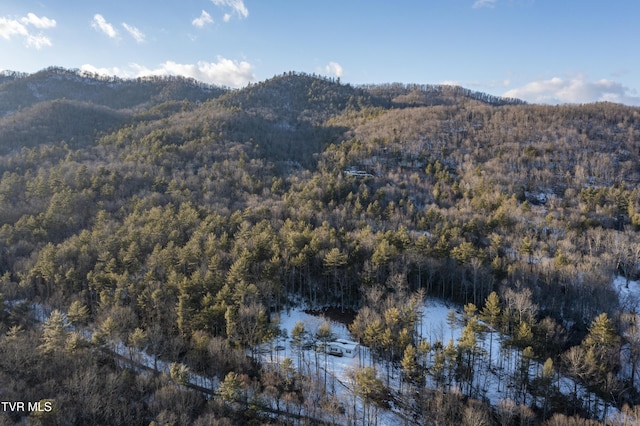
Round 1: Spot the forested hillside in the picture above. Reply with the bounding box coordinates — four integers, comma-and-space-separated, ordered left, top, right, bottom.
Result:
1, 68, 640, 425
0, 67, 224, 115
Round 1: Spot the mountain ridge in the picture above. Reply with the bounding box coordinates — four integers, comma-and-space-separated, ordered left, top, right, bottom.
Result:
0, 67, 527, 116
0, 66, 226, 116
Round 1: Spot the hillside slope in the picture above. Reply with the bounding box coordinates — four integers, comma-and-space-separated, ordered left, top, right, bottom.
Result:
0, 99, 129, 153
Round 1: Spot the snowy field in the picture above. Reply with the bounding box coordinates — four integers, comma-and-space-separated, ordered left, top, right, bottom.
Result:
266, 296, 618, 424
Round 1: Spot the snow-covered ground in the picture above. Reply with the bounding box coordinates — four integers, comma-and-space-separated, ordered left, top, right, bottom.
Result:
265, 308, 405, 426
614, 274, 640, 313
266, 296, 618, 424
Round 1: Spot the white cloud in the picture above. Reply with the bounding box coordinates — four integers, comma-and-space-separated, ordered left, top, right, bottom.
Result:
0, 17, 28, 39
122, 23, 145, 43
21, 13, 56, 29
192, 10, 214, 28
503, 76, 640, 106
0, 13, 55, 49
212, 0, 249, 21
145, 58, 256, 87
81, 56, 256, 88
324, 62, 344, 78
92, 14, 118, 38
473, 0, 497, 8
26, 33, 52, 49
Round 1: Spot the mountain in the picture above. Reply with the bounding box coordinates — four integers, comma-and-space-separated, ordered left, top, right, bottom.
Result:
217, 72, 525, 121
0, 67, 230, 154
0, 68, 526, 156
217, 72, 383, 123
0, 66, 226, 116
202, 73, 526, 165
362, 82, 526, 107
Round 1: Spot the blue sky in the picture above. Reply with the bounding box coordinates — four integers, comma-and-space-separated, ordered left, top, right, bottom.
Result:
1, 0, 639, 105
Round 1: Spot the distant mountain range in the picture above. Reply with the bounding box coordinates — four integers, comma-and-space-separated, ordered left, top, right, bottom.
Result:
0, 67, 524, 116
0, 66, 525, 155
